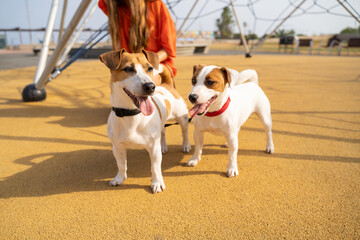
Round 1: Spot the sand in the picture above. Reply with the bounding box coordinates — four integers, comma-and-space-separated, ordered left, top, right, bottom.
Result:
0, 54, 359, 239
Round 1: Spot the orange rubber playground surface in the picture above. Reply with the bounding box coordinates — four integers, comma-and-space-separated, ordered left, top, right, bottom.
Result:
0, 54, 359, 239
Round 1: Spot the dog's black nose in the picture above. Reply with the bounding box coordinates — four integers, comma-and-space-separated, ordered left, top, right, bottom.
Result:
188, 94, 198, 104
143, 82, 155, 94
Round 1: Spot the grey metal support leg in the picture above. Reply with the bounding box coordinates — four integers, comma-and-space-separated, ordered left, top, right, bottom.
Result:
22, 0, 60, 102
229, 0, 251, 58
22, 0, 92, 102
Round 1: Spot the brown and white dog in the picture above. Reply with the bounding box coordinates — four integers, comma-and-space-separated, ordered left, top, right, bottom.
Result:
187, 65, 274, 177
99, 49, 190, 193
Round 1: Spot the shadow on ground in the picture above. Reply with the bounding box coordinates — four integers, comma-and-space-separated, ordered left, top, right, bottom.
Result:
0, 145, 218, 198
1, 143, 358, 199
0, 103, 110, 128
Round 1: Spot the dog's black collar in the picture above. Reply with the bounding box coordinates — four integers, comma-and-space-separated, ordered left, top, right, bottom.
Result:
112, 107, 141, 117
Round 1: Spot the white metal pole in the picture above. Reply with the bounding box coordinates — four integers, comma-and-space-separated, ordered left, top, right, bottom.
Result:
18, 29, 23, 45
35, 0, 92, 89
229, 0, 251, 57
336, 0, 360, 23
25, 0, 34, 45
176, 0, 200, 37
253, 0, 307, 51
58, 0, 68, 41
57, 0, 98, 67
33, 0, 60, 85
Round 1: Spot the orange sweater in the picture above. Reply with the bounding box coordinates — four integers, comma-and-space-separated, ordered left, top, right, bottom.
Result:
98, 0, 177, 76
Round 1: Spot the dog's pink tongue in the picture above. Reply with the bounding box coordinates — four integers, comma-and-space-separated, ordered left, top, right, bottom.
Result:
139, 97, 154, 116
189, 103, 207, 118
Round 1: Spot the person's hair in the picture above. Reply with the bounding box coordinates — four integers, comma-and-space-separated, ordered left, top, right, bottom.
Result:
106, 0, 151, 53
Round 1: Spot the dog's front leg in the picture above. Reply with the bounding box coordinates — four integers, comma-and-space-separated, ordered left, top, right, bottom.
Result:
147, 140, 165, 193
186, 129, 204, 167
177, 114, 191, 153
226, 133, 239, 177
161, 128, 168, 154
109, 144, 127, 186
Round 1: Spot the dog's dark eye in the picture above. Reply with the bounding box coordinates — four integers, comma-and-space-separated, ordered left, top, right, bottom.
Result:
191, 78, 196, 85
123, 66, 134, 73
147, 66, 153, 72
206, 80, 215, 86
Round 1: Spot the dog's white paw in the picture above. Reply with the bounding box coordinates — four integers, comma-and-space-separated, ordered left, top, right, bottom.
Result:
151, 180, 165, 194
265, 145, 274, 154
186, 159, 199, 167
226, 167, 239, 177
182, 144, 191, 153
109, 175, 126, 186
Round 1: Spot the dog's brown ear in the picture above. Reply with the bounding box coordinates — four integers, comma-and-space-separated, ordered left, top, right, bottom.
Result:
99, 49, 126, 71
142, 49, 159, 70
193, 64, 205, 75
220, 67, 231, 85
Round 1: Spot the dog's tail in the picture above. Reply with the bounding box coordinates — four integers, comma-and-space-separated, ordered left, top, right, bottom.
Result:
235, 69, 258, 85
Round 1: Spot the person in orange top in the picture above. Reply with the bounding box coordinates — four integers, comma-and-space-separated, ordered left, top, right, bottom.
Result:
98, 0, 177, 78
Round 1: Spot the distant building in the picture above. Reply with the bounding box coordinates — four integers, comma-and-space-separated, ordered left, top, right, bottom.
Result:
0, 34, 6, 49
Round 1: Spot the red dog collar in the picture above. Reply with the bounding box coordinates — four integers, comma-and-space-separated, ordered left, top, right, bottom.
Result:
205, 97, 231, 117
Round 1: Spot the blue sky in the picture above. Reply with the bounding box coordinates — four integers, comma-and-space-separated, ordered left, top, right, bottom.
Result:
0, 0, 359, 45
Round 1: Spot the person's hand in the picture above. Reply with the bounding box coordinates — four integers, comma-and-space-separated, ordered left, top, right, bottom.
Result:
157, 49, 168, 62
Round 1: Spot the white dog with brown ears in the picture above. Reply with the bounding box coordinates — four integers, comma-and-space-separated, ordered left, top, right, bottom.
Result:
99, 49, 190, 193
187, 65, 274, 177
